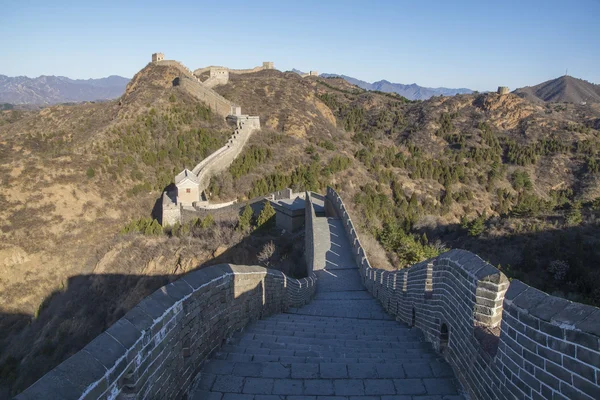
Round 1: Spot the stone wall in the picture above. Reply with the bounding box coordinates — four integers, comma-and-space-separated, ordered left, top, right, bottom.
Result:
304, 192, 318, 275
326, 187, 600, 400
179, 76, 233, 117
162, 192, 181, 226
157, 60, 235, 118
195, 116, 260, 189
16, 261, 317, 400
193, 63, 275, 78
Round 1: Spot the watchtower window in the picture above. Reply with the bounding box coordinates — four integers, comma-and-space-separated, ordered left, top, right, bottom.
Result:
186, 189, 191, 193
440, 323, 449, 354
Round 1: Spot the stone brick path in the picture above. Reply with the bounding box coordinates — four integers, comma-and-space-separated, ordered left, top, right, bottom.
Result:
191, 218, 464, 399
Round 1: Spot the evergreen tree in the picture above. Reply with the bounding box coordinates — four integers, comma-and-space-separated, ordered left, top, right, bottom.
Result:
468, 212, 487, 237
257, 202, 276, 227
238, 203, 253, 231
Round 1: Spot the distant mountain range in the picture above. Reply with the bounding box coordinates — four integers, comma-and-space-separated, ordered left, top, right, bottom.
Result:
513, 75, 600, 104
318, 73, 473, 100
0, 75, 130, 104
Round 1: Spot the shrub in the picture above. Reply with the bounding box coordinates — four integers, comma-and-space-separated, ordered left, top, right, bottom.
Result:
548, 260, 569, 281
86, 167, 95, 178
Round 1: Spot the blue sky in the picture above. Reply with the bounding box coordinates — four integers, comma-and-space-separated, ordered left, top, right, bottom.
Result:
1, 0, 599, 91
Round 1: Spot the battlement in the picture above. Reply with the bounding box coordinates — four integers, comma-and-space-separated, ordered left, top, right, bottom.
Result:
152, 52, 164, 62
326, 187, 600, 400
299, 70, 320, 78
193, 62, 277, 87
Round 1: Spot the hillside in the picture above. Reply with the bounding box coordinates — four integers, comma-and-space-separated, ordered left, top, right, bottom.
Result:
3, 61, 600, 397
0, 74, 130, 104
0, 62, 263, 397
320, 73, 473, 100
213, 71, 600, 306
514, 75, 600, 104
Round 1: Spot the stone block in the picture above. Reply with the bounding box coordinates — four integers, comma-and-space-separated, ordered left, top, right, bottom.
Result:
304, 379, 334, 395
242, 377, 274, 394
319, 363, 348, 378
291, 363, 319, 378
54, 350, 108, 397
123, 305, 154, 333
512, 286, 549, 311
212, 375, 244, 393
545, 361, 572, 384
105, 318, 142, 350
562, 356, 596, 382
273, 379, 303, 395
392, 379, 426, 395
504, 280, 529, 302
82, 332, 126, 377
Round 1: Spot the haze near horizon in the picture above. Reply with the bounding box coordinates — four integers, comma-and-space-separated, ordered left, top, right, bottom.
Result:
1, 0, 599, 92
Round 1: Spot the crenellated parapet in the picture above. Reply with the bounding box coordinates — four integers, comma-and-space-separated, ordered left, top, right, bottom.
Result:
325, 187, 600, 400
15, 191, 325, 400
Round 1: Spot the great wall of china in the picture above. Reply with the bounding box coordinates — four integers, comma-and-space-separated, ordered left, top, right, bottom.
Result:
15, 56, 600, 400
156, 54, 265, 225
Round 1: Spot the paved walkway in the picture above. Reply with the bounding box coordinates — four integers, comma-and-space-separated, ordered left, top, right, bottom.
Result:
191, 218, 464, 399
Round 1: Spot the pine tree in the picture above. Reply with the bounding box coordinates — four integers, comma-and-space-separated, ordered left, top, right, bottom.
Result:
257, 202, 276, 227
238, 203, 254, 231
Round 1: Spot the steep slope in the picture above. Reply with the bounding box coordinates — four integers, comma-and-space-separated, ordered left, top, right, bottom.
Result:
0, 74, 130, 105
514, 75, 600, 104
0, 62, 245, 396
320, 73, 473, 100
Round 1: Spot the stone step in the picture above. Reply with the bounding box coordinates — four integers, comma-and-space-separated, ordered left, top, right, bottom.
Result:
313, 290, 374, 300
239, 327, 422, 341
259, 314, 406, 327
231, 334, 429, 349
193, 390, 464, 400
213, 349, 439, 364
216, 344, 437, 361
193, 372, 462, 398
201, 360, 455, 380
249, 320, 417, 336
286, 307, 393, 320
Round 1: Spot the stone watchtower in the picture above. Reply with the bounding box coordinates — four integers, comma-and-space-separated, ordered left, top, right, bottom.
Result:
497, 86, 509, 95
262, 61, 274, 69
152, 52, 165, 63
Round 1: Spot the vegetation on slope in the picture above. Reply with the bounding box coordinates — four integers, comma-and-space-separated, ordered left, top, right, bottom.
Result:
0, 62, 258, 396
3, 62, 600, 397
214, 70, 600, 307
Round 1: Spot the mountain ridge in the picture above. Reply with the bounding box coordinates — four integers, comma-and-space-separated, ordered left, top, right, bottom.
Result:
514, 75, 600, 104
0, 74, 130, 104
319, 73, 473, 100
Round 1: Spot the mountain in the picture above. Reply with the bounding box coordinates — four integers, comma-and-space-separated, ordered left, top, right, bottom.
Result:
3, 60, 600, 396
319, 73, 473, 100
514, 75, 600, 104
0, 74, 130, 104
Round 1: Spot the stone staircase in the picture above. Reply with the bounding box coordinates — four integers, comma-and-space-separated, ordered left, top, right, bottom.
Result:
191, 217, 464, 399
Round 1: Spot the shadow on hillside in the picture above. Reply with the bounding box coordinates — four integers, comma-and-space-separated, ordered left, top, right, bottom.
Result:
0, 262, 274, 398
0, 273, 177, 397
0, 209, 306, 397
415, 221, 600, 305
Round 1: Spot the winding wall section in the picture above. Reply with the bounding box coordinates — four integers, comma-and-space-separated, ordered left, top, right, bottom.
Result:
326, 187, 600, 400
